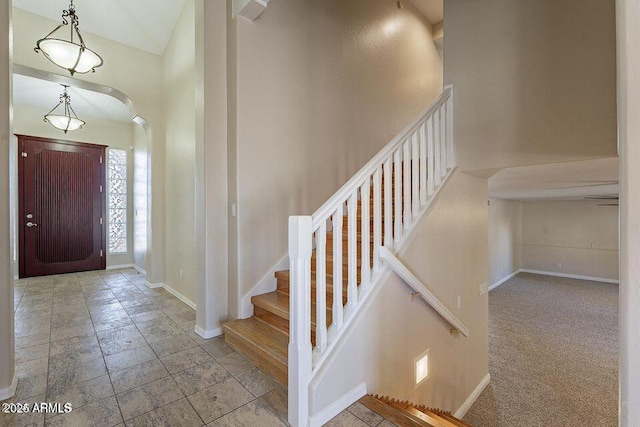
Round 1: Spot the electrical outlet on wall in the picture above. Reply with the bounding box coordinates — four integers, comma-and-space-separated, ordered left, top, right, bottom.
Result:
179, 269, 184, 280
457, 296, 462, 309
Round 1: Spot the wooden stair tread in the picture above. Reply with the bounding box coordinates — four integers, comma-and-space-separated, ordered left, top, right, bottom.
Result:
252, 291, 333, 331
223, 317, 288, 385
404, 406, 452, 427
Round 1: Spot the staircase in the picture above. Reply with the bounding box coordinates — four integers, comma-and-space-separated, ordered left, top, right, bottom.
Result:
224, 86, 457, 426
359, 395, 472, 427
223, 181, 388, 385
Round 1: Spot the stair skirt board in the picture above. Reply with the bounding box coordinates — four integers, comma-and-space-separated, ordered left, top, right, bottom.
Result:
309, 383, 367, 427
240, 253, 289, 318
0, 373, 18, 401
454, 373, 490, 419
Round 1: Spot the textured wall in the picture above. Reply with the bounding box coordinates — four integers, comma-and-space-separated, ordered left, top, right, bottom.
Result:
488, 198, 522, 286
163, 0, 196, 303
232, 0, 443, 316
445, 0, 617, 173
521, 200, 618, 281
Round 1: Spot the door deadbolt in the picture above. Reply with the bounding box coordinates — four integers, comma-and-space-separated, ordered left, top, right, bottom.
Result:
26, 214, 33, 219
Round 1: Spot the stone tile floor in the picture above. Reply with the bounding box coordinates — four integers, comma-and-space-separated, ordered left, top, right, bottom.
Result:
1, 268, 393, 427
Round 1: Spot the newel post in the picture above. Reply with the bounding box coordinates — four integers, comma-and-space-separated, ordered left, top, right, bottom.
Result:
288, 216, 313, 427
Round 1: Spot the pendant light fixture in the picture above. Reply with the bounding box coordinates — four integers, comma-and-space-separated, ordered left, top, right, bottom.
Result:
34, 0, 103, 76
44, 85, 85, 133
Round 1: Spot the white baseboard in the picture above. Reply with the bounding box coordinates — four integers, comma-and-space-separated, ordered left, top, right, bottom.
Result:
0, 373, 18, 401
454, 373, 490, 419
132, 264, 147, 276
240, 254, 288, 318
309, 382, 367, 427
194, 325, 223, 339
107, 263, 133, 270
489, 269, 520, 291
519, 269, 619, 284
145, 282, 196, 310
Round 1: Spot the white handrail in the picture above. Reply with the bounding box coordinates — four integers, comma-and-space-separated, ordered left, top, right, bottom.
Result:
311, 86, 452, 230
379, 247, 470, 337
288, 85, 455, 427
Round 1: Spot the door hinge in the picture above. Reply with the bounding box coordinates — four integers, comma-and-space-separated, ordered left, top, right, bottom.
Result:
100, 156, 103, 164
21, 152, 27, 158
100, 250, 103, 257
100, 185, 103, 193
100, 217, 103, 225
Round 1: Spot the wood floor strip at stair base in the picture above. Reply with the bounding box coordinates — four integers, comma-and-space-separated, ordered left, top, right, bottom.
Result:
358, 395, 434, 427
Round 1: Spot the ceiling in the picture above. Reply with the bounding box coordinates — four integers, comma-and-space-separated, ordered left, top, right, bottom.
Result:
489, 158, 619, 201
12, 0, 186, 55
13, 73, 133, 123
408, 0, 443, 25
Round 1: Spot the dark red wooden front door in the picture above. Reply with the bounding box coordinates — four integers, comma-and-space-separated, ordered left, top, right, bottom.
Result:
18, 135, 106, 278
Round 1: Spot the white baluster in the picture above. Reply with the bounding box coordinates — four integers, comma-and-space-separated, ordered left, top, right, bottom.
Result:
373, 167, 382, 273
394, 148, 402, 245
360, 179, 371, 290
347, 190, 358, 309
288, 216, 313, 427
315, 223, 327, 354
383, 158, 393, 250
440, 105, 447, 178
411, 131, 419, 218
403, 139, 411, 229
447, 93, 454, 169
427, 115, 435, 197
332, 210, 343, 329
419, 122, 427, 206
434, 108, 441, 187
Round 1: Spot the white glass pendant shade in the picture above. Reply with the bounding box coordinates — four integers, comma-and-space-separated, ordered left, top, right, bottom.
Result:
34, 1, 103, 76
43, 85, 86, 133
37, 39, 102, 75
44, 114, 85, 133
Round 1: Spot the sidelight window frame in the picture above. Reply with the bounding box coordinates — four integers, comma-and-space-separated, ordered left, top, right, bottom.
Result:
107, 148, 128, 254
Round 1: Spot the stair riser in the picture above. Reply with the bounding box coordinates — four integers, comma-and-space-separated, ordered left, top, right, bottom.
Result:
276, 279, 347, 305
222, 325, 288, 386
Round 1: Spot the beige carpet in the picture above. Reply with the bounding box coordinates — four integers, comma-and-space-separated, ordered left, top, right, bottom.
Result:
463, 273, 618, 427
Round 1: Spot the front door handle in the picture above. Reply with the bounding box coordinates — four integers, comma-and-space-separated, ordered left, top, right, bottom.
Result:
26, 222, 38, 228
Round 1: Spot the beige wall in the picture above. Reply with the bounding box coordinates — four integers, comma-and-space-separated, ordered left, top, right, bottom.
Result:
133, 125, 148, 273
311, 170, 489, 416
488, 198, 522, 287
0, 0, 15, 397
521, 200, 619, 281
617, 0, 640, 421
162, 0, 196, 303
12, 104, 136, 268
12, 7, 166, 283
232, 0, 443, 317
444, 0, 617, 174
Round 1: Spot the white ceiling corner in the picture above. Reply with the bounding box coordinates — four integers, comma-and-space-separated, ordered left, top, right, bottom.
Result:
407, 0, 443, 25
